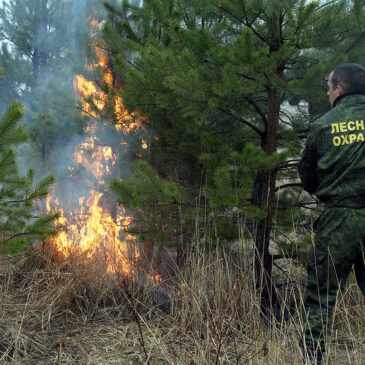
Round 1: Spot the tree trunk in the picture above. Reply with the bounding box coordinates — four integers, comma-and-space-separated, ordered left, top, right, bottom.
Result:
252, 86, 280, 318
252, 170, 278, 318
143, 239, 154, 262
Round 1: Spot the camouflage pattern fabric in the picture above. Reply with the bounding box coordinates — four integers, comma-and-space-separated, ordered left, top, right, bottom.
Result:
303, 207, 365, 354
298, 94, 365, 355
298, 94, 365, 208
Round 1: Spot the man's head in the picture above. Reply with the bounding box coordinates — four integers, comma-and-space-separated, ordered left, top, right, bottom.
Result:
327, 63, 365, 107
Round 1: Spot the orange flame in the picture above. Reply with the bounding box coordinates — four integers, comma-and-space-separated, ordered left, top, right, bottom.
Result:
46, 122, 139, 275
73, 136, 116, 182
76, 41, 145, 135
45, 18, 156, 280
73, 74, 106, 116
91, 18, 99, 28
47, 190, 138, 275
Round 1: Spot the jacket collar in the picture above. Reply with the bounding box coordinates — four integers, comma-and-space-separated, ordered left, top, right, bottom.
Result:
333, 93, 365, 108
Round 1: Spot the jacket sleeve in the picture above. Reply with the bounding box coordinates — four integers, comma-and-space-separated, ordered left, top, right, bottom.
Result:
298, 126, 319, 194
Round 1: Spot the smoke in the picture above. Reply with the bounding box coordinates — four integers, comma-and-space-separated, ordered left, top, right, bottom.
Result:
0, 0, 149, 249
5, 0, 128, 212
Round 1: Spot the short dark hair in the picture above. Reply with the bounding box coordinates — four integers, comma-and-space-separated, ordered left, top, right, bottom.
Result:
331, 63, 365, 95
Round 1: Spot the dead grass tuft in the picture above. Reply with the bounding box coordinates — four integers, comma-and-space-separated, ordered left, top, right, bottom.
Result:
0, 246, 364, 364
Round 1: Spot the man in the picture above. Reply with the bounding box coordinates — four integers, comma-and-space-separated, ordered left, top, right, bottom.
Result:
298, 63, 365, 364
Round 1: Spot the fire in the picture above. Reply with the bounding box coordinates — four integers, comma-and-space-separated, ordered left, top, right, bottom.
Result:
73, 74, 106, 116
44, 14, 165, 284
90, 18, 99, 28
47, 191, 138, 275
142, 140, 148, 150
46, 128, 139, 275
45, 15, 150, 277
73, 136, 116, 181
75, 38, 144, 134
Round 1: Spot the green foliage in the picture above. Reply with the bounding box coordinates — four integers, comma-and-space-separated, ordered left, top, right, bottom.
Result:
0, 99, 58, 255
0, 43, 31, 109
0, 0, 89, 171
0, 0, 72, 74
278, 233, 313, 266
111, 160, 186, 208
103, 0, 365, 252
203, 143, 284, 212
110, 160, 187, 248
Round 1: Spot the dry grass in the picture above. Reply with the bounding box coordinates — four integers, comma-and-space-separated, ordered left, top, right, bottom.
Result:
0, 245, 364, 364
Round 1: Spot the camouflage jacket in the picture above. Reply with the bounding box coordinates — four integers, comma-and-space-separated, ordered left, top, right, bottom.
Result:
298, 94, 365, 208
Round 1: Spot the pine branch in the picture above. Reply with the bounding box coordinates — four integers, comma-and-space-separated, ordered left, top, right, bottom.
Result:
275, 183, 302, 192
246, 98, 268, 126
279, 116, 293, 128
217, 107, 264, 136
277, 200, 318, 210
75, 105, 101, 120
315, 1, 338, 12
239, 2, 267, 44
0, 199, 28, 205
0, 100, 25, 139
277, 159, 300, 168
344, 33, 365, 55
236, 72, 256, 82
4, 231, 31, 242
276, 164, 300, 172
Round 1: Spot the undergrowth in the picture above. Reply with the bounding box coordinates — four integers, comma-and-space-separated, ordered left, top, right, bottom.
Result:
0, 243, 363, 364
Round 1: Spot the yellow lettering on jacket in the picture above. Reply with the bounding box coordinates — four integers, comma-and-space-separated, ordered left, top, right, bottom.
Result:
341, 135, 349, 144
339, 122, 347, 132
356, 120, 364, 130
348, 121, 356, 131
331, 123, 339, 133
333, 136, 341, 146
331, 120, 365, 146
349, 134, 357, 143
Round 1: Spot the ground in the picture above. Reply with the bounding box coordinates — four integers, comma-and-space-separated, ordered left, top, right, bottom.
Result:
0, 252, 364, 364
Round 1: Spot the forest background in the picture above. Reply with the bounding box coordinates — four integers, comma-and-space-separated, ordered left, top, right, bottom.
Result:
0, 0, 364, 364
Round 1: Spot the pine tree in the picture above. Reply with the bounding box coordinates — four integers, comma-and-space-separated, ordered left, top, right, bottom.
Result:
102, 0, 365, 313
0, 0, 88, 171
0, 76, 58, 254
0, 0, 72, 75
110, 160, 188, 260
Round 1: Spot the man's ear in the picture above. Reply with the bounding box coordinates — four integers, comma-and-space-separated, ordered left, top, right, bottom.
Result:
337, 84, 344, 96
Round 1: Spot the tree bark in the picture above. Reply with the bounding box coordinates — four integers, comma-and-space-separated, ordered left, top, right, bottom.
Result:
252, 84, 281, 318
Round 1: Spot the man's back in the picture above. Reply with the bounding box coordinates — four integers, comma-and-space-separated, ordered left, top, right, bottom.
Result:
299, 94, 365, 207
299, 63, 365, 365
